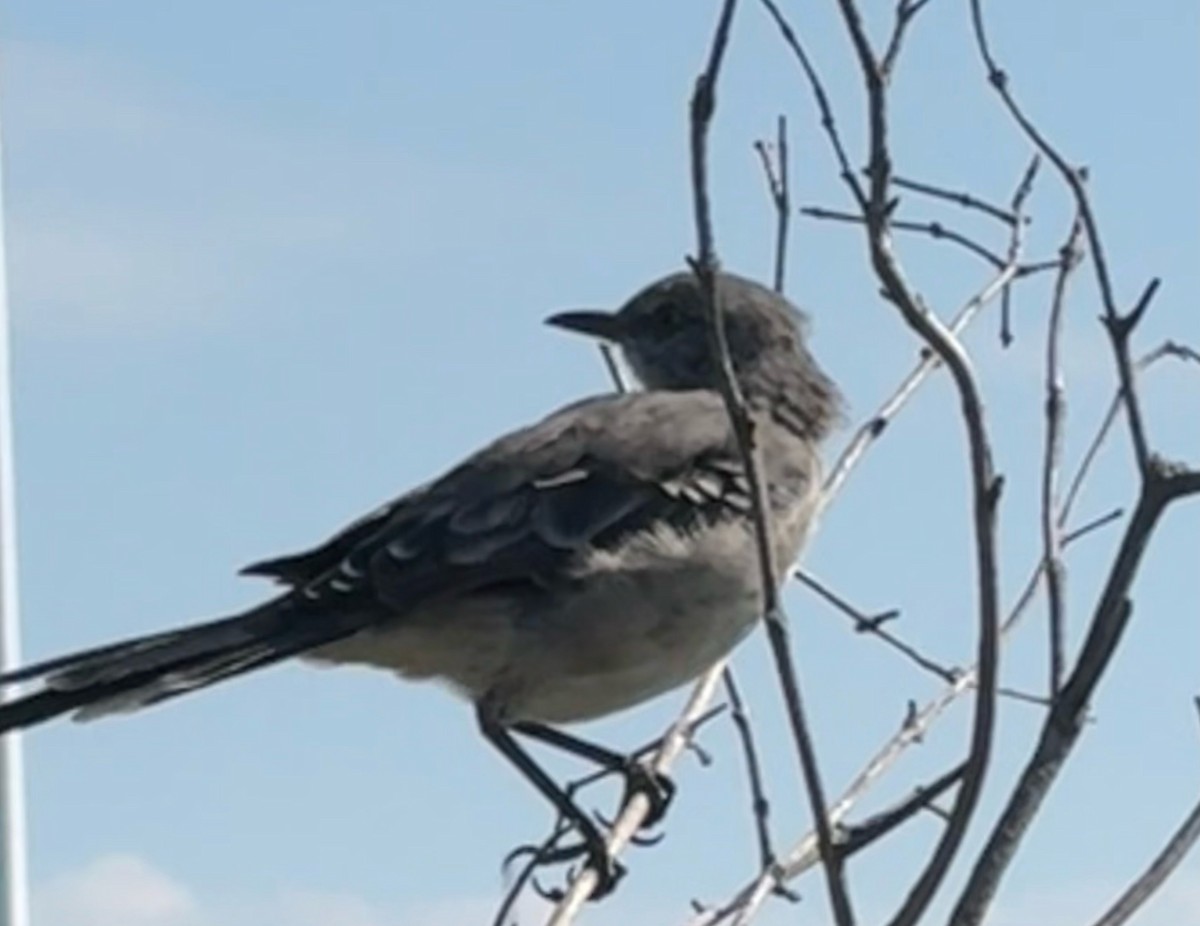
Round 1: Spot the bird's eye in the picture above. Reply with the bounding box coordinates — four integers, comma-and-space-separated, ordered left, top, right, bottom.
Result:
654, 300, 685, 332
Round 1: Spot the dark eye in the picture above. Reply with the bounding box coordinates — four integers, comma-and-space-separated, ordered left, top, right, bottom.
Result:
654, 300, 685, 332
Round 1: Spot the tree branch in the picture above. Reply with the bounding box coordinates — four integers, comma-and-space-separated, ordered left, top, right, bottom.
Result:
793, 568, 958, 684
756, 0, 866, 210
1060, 341, 1200, 527
969, 0, 1156, 475
880, 0, 934, 79
801, 206, 1011, 269
1041, 212, 1084, 697
753, 115, 790, 292
687, 2, 855, 922
891, 173, 1019, 226
838, 762, 966, 857
826, 5, 1003, 923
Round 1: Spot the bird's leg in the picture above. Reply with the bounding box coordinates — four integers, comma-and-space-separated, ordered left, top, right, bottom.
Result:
511, 721, 675, 829
476, 707, 623, 899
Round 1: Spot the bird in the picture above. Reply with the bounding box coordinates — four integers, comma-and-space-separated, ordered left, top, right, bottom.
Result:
0, 269, 840, 896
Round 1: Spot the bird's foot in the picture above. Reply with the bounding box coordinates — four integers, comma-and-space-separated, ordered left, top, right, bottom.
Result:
620, 763, 675, 830
518, 833, 626, 902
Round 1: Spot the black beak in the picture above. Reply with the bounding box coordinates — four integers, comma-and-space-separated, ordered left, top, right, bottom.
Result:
544, 309, 623, 342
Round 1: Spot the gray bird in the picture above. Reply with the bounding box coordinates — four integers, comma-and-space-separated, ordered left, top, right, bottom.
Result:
0, 269, 840, 895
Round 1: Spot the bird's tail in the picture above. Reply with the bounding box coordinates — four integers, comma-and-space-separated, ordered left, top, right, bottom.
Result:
0, 597, 367, 734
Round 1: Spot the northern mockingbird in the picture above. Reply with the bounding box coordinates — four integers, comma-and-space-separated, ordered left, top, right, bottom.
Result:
0, 270, 840, 895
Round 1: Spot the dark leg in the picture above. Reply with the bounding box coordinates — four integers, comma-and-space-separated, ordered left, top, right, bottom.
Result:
512, 721, 676, 829
511, 722, 628, 768
476, 706, 623, 899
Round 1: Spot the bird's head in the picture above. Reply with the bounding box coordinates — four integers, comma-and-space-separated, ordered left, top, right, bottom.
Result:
547, 270, 842, 439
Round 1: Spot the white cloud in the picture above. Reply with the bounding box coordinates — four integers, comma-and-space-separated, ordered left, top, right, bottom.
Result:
35, 855, 201, 926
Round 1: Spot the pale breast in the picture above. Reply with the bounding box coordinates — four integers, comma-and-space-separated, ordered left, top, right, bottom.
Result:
494, 517, 779, 724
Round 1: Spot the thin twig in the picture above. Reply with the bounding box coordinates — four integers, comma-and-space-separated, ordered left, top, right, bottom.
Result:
892, 173, 1019, 227
1060, 341, 1200, 527
752, 115, 790, 292
794, 568, 959, 684
838, 762, 966, 856
802, 206, 1009, 269
598, 344, 625, 392
1061, 507, 1124, 546
756, 0, 866, 209
999, 155, 1041, 346
948, 352, 1200, 924
880, 0, 935, 79
688, 2, 855, 923
722, 668, 781, 877
969, 0, 1155, 475
1041, 212, 1084, 697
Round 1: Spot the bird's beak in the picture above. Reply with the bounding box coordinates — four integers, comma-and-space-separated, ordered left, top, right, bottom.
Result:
544, 309, 623, 342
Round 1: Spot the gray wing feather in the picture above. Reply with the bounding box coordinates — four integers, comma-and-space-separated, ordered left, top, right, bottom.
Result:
243, 391, 754, 611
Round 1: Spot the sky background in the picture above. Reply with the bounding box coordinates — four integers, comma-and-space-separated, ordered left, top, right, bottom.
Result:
1, 2, 1198, 925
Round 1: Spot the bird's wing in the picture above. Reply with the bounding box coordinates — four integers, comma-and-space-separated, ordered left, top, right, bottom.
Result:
242, 390, 756, 610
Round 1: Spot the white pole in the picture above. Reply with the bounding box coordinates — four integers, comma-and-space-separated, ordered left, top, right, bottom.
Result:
0, 47, 32, 926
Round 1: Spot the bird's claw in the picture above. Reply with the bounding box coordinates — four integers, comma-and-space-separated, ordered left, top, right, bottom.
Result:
525, 836, 626, 902
621, 763, 675, 829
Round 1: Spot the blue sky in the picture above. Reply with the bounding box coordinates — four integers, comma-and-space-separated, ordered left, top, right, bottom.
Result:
2, 2, 1198, 924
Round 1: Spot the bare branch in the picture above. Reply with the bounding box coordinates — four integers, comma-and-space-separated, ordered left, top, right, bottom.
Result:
880, 0, 935, 79
598, 344, 626, 392
825, 4, 1003, 922
1061, 507, 1124, 546
1060, 341, 1200, 527
999, 155, 1041, 346
838, 762, 966, 857
756, 0, 866, 209
753, 115, 791, 292
892, 173, 1019, 227
722, 667, 785, 877
794, 568, 959, 684
688, 3, 855, 922
1041, 212, 1085, 697
969, 0, 1156, 474
802, 206, 1010, 269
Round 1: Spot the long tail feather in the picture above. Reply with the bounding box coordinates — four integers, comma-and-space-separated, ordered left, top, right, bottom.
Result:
0, 597, 372, 734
